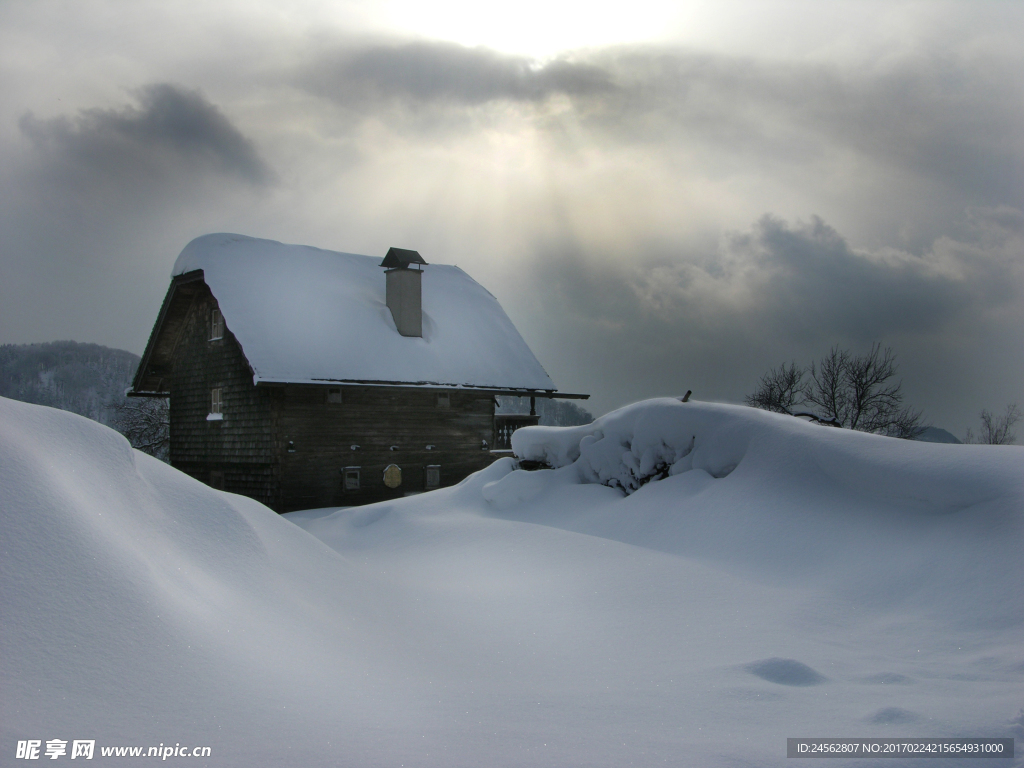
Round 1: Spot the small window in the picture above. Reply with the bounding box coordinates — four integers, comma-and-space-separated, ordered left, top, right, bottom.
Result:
437, 392, 450, 408
209, 470, 225, 490
327, 388, 343, 404
211, 387, 223, 414
343, 467, 361, 491
425, 465, 441, 489
210, 308, 225, 340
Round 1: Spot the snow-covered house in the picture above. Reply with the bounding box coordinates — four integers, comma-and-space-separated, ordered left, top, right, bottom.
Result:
130, 234, 586, 511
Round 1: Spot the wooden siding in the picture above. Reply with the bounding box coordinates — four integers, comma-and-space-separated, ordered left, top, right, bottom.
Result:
168, 285, 279, 507
133, 271, 204, 395
273, 384, 495, 511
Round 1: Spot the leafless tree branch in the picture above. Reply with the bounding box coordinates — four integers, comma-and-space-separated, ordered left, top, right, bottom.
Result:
745, 361, 806, 415
109, 397, 170, 461
748, 345, 924, 439
965, 403, 1020, 445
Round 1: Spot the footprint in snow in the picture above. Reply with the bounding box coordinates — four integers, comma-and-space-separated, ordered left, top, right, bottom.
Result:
744, 658, 826, 686
862, 672, 913, 685
868, 707, 918, 725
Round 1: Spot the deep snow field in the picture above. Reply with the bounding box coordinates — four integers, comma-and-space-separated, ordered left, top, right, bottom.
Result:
2, 394, 1023, 767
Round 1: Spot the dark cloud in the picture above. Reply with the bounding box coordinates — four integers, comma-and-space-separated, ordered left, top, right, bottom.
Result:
19, 83, 271, 185
733, 215, 995, 341
538, 214, 1004, 336
522, 212, 1023, 416
573, 48, 1024, 212
304, 41, 615, 105
1, 84, 272, 354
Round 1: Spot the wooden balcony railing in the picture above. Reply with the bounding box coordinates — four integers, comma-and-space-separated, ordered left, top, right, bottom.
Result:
493, 414, 539, 451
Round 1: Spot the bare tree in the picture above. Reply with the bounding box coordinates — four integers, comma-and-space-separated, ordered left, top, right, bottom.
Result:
747, 344, 923, 438
964, 404, 1020, 445
109, 397, 170, 461
745, 361, 806, 414
804, 347, 850, 428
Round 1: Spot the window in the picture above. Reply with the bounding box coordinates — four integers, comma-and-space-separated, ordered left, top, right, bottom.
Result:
425, 465, 441, 489
209, 470, 225, 490
343, 467, 361, 491
210, 308, 224, 340
437, 392, 450, 408
211, 387, 222, 414
327, 388, 343, 404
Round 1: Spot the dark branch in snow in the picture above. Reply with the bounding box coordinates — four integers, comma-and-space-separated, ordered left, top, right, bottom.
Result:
109, 397, 170, 461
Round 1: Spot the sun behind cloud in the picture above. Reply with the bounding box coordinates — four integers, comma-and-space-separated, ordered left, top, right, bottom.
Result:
361, 0, 680, 58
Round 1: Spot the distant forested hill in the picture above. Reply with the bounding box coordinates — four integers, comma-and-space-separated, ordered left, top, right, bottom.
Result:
0, 341, 139, 425
0, 341, 171, 460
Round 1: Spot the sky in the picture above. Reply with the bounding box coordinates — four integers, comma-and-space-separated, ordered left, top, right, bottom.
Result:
1, 0, 1022, 435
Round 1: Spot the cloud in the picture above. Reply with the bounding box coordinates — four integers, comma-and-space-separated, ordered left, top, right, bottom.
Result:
18, 83, 271, 186
2, 12, 1021, 432
297, 40, 1024, 237
1, 84, 274, 354
538, 213, 1010, 336
569, 48, 1024, 212
727, 214, 994, 340
303, 40, 615, 106
521, 211, 1023, 415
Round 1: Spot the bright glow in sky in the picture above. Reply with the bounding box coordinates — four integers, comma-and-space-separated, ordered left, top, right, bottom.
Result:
374, 0, 679, 58
335, 0, 1015, 62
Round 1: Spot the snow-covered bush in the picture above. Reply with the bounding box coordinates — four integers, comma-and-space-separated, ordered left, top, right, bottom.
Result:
511, 398, 744, 494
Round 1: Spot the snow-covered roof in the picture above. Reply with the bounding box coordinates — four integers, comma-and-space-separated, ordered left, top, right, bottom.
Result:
171, 233, 555, 391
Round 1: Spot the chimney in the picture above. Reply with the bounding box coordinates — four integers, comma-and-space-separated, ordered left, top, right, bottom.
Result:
380, 247, 428, 337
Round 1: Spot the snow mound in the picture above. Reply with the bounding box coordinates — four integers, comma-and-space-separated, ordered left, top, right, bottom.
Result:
491, 398, 1024, 627
0, 396, 466, 765
510, 397, 1021, 506
5, 395, 1024, 767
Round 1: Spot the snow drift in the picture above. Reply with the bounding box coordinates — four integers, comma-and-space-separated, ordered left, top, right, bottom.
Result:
3, 395, 1023, 767
510, 397, 1014, 504
492, 399, 1024, 624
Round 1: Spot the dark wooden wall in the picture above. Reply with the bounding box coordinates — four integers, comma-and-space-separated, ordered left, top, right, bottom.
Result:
274, 384, 495, 511
167, 282, 497, 512
168, 285, 278, 507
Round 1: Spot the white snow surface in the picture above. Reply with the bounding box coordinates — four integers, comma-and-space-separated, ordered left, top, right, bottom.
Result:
171, 233, 555, 390
3, 395, 1024, 767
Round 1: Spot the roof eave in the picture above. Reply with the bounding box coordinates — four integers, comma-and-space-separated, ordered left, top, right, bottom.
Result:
253, 377, 588, 399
